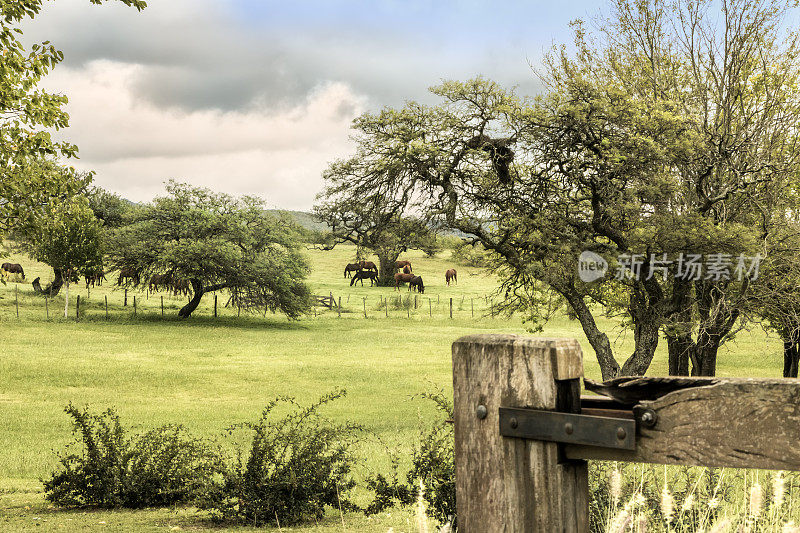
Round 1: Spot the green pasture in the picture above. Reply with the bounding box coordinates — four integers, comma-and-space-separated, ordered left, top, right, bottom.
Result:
0, 245, 787, 531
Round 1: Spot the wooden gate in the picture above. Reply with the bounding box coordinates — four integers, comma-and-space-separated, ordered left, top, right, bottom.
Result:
452, 334, 800, 532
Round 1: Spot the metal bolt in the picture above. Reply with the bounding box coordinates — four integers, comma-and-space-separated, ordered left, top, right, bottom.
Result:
616, 427, 627, 440
640, 409, 657, 428
564, 423, 574, 435
476, 404, 488, 420
510, 417, 518, 429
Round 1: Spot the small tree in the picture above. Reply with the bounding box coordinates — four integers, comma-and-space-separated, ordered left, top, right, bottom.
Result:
314, 162, 437, 284
25, 198, 103, 316
108, 182, 311, 318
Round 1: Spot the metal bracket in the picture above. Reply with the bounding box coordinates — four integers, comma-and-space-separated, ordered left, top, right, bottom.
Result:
499, 407, 636, 450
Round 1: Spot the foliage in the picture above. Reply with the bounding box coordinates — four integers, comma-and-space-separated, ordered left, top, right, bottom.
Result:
43, 404, 223, 509
367, 390, 456, 526
197, 390, 361, 527
0, 0, 145, 238
319, 0, 800, 378
87, 187, 136, 229
450, 241, 490, 267
108, 181, 311, 318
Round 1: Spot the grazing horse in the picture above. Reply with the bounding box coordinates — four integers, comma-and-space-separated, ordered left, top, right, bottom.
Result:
402, 265, 412, 274
1, 263, 25, 280
359, 260, 378, 272
172, 278, 191, 296
117, 267, 139, 286
149, 273, 173, 292
344, 263, 361, 278
395, 260, 412, 272
85, 269, 106, 288
394, 272, 415, 290
445, 268, 457, 286
409, 275, 425, 293
350, 270, 378, 286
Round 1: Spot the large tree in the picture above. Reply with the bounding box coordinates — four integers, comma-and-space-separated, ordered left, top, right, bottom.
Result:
0, 0, 145, 238
108, 182, 311, 319
317, 0, 800, 379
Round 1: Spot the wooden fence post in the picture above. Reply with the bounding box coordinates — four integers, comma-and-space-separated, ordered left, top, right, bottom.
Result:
124, 288, 128, 306
338, 297, 341, 318
76, 295, 80, 320
471, 297, 474, 318
133, 295, 136, 316
15, 285, 19, 318
161, 295, 164, 316
452, 335, 588, 532
363, 297, 367, 319
429, 298, 432, 317
105, 296, 108, 319
214, 295, 218, 318
45, 296, 49, 319
450, 297, 453, 319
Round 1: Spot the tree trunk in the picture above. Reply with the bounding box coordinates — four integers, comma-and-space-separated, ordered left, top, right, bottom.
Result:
620, 316, 660, 376
32, 269, 64, 297
783, 333, 800, 378
178, 279, 228, 318
376, 250, 400, 287
561, 287, 620, 380
666, 333, 692, 376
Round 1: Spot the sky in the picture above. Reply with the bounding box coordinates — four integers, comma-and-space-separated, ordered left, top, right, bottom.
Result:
22, 0, 602, 210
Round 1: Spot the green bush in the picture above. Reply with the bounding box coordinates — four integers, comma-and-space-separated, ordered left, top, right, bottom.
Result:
43, 404, 224, 508
198, 390, 361, 527
367, 390, 456, 526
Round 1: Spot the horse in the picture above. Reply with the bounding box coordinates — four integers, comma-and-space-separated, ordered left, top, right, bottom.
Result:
344, 263, 361, 278
350, 270, 378, 286
1, 263, 24, 280
85, 269, 106, 288
172, 278, 191, 296
359, 261, 378, 272
409, 275, 425, 293
117, 267, 139, 286
394, 272, 415, 290
445, 268, 458, 286
402, 265, 412, 274
149, 273, 173, 292
395, 260, 412, 272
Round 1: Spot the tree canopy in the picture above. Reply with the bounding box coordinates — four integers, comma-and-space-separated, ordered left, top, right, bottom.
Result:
316, 0, 800, 378
0, 0, 145, 238
108, 182, 311, 319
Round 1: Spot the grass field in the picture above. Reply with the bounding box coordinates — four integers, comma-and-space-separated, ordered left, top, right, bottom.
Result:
0, 244, 787, 531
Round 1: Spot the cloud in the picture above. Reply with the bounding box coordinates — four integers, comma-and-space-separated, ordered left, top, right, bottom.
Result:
46, 60, 365, 209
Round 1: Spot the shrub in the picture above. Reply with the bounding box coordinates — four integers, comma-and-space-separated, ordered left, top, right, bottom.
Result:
43, 404, 224, 508
367, 390, 456, 527
197, 390, 361, 527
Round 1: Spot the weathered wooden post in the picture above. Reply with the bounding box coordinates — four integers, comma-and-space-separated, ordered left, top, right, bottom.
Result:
105, 296, 108, 319
76, 295, 80, 320
452, 335, 588, 532
15, 285, 19, 318
471, 297, 474, 318
133, 295, 137, 316
337, 297, 341, 318
429, 298, 432, 317
214, 295, 218, 318
449, 297, 453, 319
45, 296, 49, 319
161, 295, 164, 316
363, 297, 367, 318
124, 288, 128, 306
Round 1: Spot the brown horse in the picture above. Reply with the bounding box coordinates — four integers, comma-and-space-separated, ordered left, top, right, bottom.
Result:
409, 275, 425, 293
1, 263, 25, 280
395, 260, 412, 272
360, 260, 378, 272
351, 270, 378, 286
149, 273, 172, 292
394, 272, 415, 290
117, 267, 139, 285
344, 263, 361, 278
445, 268, 457, 286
